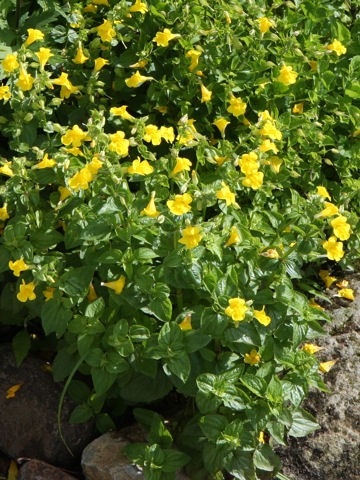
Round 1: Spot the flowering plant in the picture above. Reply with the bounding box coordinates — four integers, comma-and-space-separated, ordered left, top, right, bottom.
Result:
0, 0, 359, 478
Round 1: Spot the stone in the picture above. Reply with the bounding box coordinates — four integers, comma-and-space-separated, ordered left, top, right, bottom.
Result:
277, 274, 360, 480
0, 344, 95, 467
18, 459, 78, 480
82, 426, 190, 480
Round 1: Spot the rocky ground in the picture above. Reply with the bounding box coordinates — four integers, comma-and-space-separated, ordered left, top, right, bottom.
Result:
0, 275, 359, 479
277, 274, 360, 480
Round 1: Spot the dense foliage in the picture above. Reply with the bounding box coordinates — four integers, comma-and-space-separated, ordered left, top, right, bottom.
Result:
0, 0, 359, 478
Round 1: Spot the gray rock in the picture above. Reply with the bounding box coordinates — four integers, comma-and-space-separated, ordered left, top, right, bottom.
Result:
18, 459, 78, 480
0, 344, 95, 467
82, 427, 190, 480
277, 274, 360, 480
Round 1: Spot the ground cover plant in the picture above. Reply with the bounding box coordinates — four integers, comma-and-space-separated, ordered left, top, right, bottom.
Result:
0, 0, 360, 478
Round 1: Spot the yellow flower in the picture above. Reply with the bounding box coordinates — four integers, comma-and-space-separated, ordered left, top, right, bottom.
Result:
227, 94, 247, 117
172, 156, 192, 175
179, 314, 192, 330
93, 0, 109, 5
43, 286, 55, 301
9, 258, 29, 277
16, 68, 34, 91
61, 125, 91, 147
319, 359, 338, 373
141, 197, 160, 217
0, 85, 11, 101
309, 60, 318, 71
242, 172, 264, 190
87, 156, 103, 175
178, 226, 202, 249
214, 156, 228, 166
316, 186, 331, 200
253, 306, 271, 326
87, 283, 98, 302
320, 202, 338, 218
292, 103, 304, 114
258, 431, 265, 443
83, 4, 98, 13
336, 280, 349, 288
73, 46, 89, 64
102, 275, 126, 294
52, 73, 79, 99
94, 57, 109, 71
24, 28, 44, 46
110, 105, 134, 120
216, 182, 236, 205
327, 39, 346, 56
129, 0, 148, 13
330, 215, 350, 241
109, 131, 130, 156
0, 205, 9, 221
144, 124, 162, 145
213, 118, 230, 136
6, 383, 23, 399
127, 157, 154, 175
35, 47, 53, 68
302, 343, 323, 354
17, 279, 36, 302
65, 147, 84, 156
129, 59, 148, 68
97, 20, 116, 42
153, 28, 180, 47
167, 193, 192, 215
2, 54, 19, 72
225, 226, 240, 247
239, 152, 259, 175
58, 186, 71, 202
338, 288, 354, 300
309, 298, 324, 310
36, 153, 56, 169
277, 65, 298, 86
259, 120, 282, 140
322, 236, 344, 262
200, 83, 212, 102
261, 248, 279, 259
319, 269, 336, 288
68, 167, 93, 191
125, 70, 153, 88
257, 17, 273, 33
244, 349, 261, 365
268, 156, 282, 175
258, 110, 273, 122
259, 139, 279, 153
225, 297, 248, 321
160, 126, 175, 143
186, 49, 202, 72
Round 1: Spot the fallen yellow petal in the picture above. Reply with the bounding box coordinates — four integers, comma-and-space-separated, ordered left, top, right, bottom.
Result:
319, 359, 338, 373
6, 383, 23, 399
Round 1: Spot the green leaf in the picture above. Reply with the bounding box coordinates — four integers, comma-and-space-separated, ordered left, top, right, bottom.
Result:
162, 450, 190, 472
183, 331, 211, 353
253, 444, 281, 472
85, 297, 105, 318
68, 379, 91, 404
91, 367, 117, 395
266, 376, 283, 403
122, 442, 147, 465
148, 414, 173, 448
41, 299, 72, 337
12, 330, 31, 367
69, 404, 93, 424
288, 409, 319, 437
61, 266, 94, 297
95, 413, 116, 433
167, 352, 190, 383
150, 296, 173, 323
228, 452, 255, 480
199, 415, 228, 442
